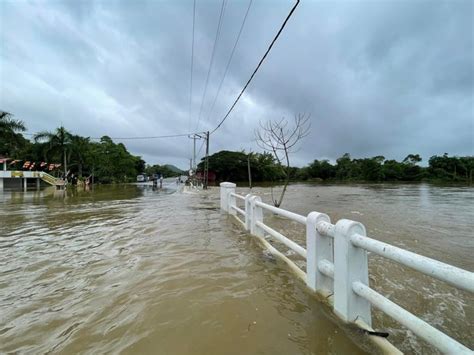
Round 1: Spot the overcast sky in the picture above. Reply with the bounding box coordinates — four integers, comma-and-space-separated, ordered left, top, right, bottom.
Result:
1, 0, 473, 169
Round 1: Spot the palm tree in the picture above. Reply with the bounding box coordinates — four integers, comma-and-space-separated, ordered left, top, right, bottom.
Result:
34, 126, 72, 176
0, 111, 26, 156
68, 135, 90, 177
0, 111, 25, 132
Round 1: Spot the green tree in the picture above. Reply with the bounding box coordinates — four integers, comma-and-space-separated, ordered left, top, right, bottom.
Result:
335, 153, 352, 180
402, 154, 423, 181
360, 156, 385, 181
68, 135, 91, 177
308, 159, 336, 180
382, 160, 403, 180
0, 111, 27, 156
34, 126, 73, 176
145, 163, 182, 178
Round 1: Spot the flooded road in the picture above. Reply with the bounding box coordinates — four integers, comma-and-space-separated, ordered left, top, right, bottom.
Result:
0, 182, 472, 354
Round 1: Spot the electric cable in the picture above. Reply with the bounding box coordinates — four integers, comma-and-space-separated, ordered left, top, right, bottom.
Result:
211, 0, 300, 134
195, 0, 227, 131
206, 0, 253, 124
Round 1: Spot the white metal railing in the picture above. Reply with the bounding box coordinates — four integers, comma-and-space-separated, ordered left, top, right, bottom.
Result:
219, 182, 474, 354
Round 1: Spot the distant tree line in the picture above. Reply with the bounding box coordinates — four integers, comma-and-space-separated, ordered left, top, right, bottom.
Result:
1, 111, 145, 183
3, 111, 472, 185
144, 164, 184, 178
198, 150, 286, 182
200, 151, 473, 184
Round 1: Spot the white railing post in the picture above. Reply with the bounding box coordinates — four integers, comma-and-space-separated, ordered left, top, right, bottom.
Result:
334, 219, 371, 326
250, 196, 264, 237
228, 192, 236, 216
244, 194, 252, 231
220, 182, 236, 212
306, 212, 332, 293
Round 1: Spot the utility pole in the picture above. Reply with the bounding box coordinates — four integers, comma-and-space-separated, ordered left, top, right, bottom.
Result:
193, 135, 197, 170
204, 131, 209, 189
188, 133, 206, 185
189, 133, 205, 171
188, 134, 197, 170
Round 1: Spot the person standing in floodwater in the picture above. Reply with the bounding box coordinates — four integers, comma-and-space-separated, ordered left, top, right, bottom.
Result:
160, 175, 163, 189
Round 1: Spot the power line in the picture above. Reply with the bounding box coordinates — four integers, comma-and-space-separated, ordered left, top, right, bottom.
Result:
195, 0, 227, 132
206, 0, 253, 124
188, 0, 197, 160
188, 0, 196, 134
211, 0, 300, 134
89, 133, 195, 140
197, 137, 206, 156
24, 132, 207, 140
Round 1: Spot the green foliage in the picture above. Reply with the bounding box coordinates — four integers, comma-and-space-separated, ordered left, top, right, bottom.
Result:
197, 150, 284, 182
308, 159, 336, 180
200, 150, 473, 184
3, 111, 472, 185
86, 136, 143, 183
34, 126, 73, 175
145, 164, 183, 178
0, 111, 27, 157
304, 153, 472, 183
428, 153, 474, 182
2, 118, 147, 183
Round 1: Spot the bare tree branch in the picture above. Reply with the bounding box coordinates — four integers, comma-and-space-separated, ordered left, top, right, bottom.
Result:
254, 113, 311, 207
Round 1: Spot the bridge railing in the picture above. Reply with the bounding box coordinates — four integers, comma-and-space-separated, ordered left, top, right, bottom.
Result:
219, 182, 473, 354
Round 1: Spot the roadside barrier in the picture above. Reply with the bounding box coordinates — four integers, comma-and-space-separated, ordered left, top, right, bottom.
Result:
220, 182, 473, 354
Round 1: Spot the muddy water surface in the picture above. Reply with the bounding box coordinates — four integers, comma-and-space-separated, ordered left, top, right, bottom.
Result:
0, 182, 472, 354
1, 184, 364, 354
240, 182, 473, 354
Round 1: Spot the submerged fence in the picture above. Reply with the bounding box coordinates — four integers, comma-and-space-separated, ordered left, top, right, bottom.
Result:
220, 182, 473, 354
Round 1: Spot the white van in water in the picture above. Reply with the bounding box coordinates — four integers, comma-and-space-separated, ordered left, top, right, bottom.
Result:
136, 174, 146, 182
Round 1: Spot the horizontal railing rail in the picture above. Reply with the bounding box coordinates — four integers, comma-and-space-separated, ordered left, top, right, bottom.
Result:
230, 204, 245, 216
254, 200, 307, 224
219, 182, 473, 354
350, 233, 473, 293
315, 220, 473, 292
230, 192, 245, 201
352, 281, 470, 354
256, 221, 307, 258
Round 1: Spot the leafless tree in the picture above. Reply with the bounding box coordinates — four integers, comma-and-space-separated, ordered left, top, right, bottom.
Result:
255, 113, 310, 207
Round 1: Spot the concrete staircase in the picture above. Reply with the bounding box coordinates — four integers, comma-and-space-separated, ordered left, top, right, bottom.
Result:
40, 172, 66, 188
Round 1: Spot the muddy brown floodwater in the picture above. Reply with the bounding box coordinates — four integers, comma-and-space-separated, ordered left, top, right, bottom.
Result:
0, 182, 472, 354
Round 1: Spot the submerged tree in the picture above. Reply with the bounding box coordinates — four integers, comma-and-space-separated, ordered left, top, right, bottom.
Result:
255, 113, 310, 207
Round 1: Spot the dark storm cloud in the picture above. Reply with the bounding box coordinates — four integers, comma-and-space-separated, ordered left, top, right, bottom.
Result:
1, 0, 472, 168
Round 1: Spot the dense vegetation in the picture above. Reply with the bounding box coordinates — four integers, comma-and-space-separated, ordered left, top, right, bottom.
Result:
145, 164, 184, 178
3, 111, 472, 184
200, 151, 473, 184
1, 112, 146, 183
198, 150, 285, 182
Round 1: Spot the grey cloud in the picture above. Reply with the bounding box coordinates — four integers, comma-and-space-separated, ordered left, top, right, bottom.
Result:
0, 0, 472, 169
